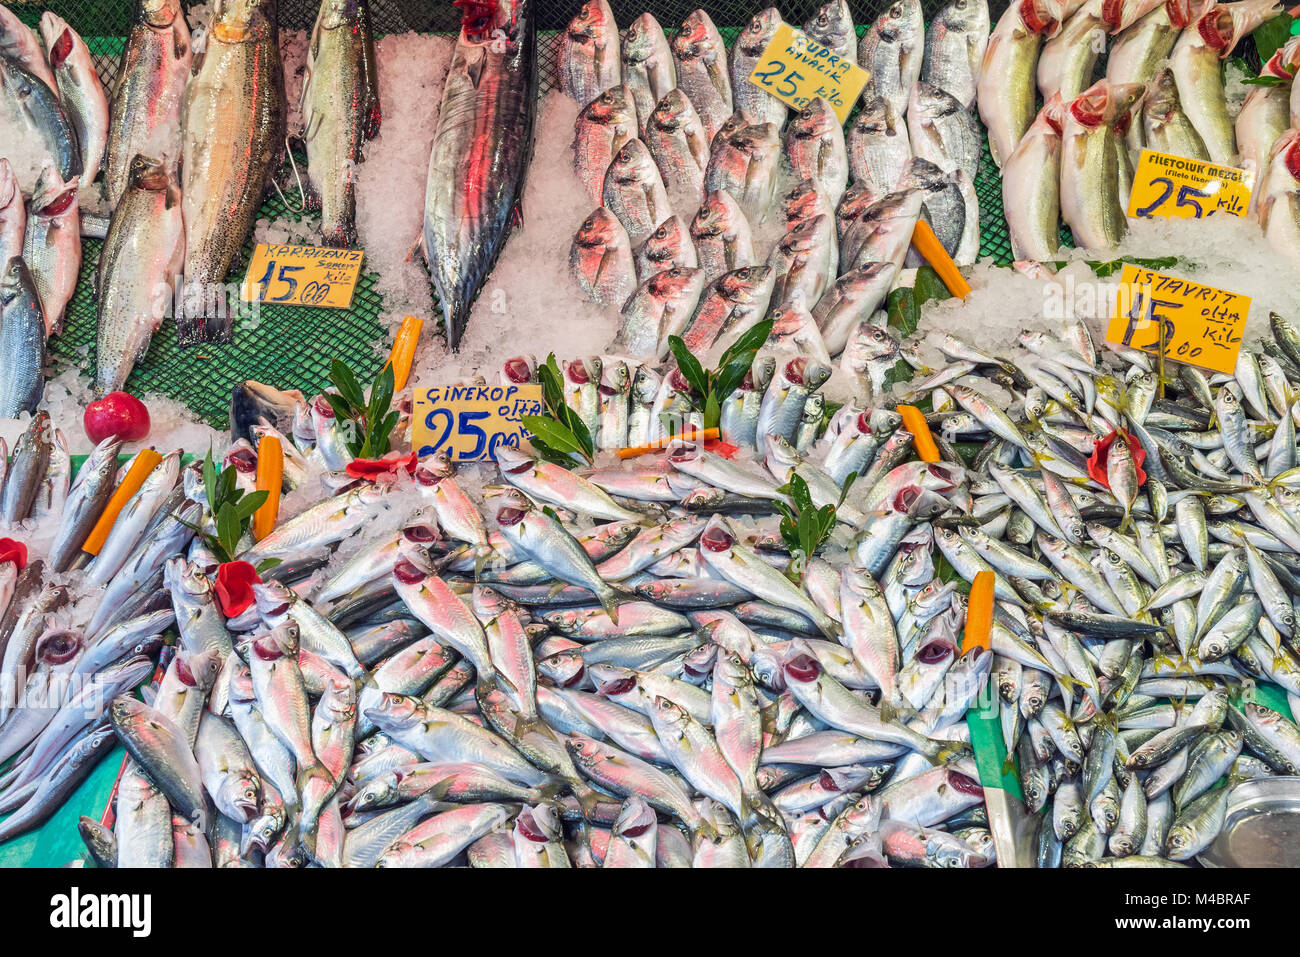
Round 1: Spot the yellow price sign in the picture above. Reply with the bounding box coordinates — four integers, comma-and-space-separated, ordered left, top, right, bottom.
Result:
241, 243, 364, 309
1105, 264, 1249, 375
1126, 149, 1255, 220
412, 382, 544, 462
746, 22, 869, 124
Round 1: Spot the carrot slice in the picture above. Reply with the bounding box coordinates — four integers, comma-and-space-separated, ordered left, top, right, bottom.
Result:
616, 426, 719, 460
897, 404, 940, 463
253, 434, 283, 541
81, 448, 162, 556
387, 315, 423, 392
963, 570, 995, 653
911, 220, 972, 300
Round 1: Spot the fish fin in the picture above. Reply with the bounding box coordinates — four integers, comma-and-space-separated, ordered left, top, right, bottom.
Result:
354, 668, 378, 690
407, 232, 425, 265
573, 783, 601, 821
933, 741, 972, 765
295, 762, 334, 801
1001, 755, 1016, 777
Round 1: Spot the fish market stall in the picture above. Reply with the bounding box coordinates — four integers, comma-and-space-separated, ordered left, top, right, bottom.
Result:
0, 0, 1299, 872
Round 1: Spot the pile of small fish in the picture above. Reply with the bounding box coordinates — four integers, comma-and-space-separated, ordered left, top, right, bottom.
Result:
4, 299, 1300, 866
0, 0, 380, 408
566, 0, 986, 372
985, 0, 1300, 264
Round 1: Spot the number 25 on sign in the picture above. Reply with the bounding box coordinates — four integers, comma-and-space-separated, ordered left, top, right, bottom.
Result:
1104, 264, 1249, 376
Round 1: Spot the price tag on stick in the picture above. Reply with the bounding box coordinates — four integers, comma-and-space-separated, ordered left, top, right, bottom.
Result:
746, 22, 869, 123
412, 383, 544, 463
1104, 264, 1250, 376
241, 243, 364, 309
1126, 149, 1255, 220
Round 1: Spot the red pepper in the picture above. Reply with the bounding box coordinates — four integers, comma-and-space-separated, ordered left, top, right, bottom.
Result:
345, 451, 419, 481
703, 439, 739, 459
1087, 428, 1147, 490
0, 538, 26, 572
215, 561, 263, 617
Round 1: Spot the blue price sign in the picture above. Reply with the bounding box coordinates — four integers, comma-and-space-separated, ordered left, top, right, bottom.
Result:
411, 382, 544, 462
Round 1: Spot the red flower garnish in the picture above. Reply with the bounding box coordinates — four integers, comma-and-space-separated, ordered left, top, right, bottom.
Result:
215, 561, 262, 617
345, 452, 418, 481
0, 538, 26, 572
1087, 428, 1146, 489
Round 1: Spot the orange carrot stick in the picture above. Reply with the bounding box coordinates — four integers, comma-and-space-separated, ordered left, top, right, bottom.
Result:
897, 405, 940, 463
911, 220, 972, 300
81, 448, 162, 556
616, 427, 719, 460
963, 570, 995, 653
253, 434, 283, 541
387, 315, 423, 392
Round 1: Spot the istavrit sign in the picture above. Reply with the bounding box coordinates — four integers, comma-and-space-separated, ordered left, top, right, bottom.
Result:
1104, 264, 1250, 375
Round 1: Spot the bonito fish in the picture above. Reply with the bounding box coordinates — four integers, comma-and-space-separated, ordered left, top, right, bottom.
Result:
423, 0, 536, 350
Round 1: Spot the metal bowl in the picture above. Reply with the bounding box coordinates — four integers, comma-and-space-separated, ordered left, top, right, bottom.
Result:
1199, 777, 1300, 868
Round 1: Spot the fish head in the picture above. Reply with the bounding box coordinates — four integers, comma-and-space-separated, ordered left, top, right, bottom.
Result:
364, 692, 422, 729
1020, 0, 1061, 34
650, 693, 690, 730
642, 214, 689, 260
137, 0, 181, 28
710, 648, 750, 688
251, 579, 295, 619
791, 97, 837, 139
600, 358, 631, 395
671, 10, 714, 59
537, 649, 586, 687
784, 178, 830, 219
935, 0, 984, 32
780, 639, 824, 689
223, 772, 262, 821
583, 85, 637, 128
494, 444, 536, 477
750, 355, 777, 392
565, 731, 606, 765
175, 649, 223, 692
762, 433, 801, 477
698, 514, 736, 556
838, 181, 884, 224
612, 795, 656, 838
805, 0, 852, 43
731, 122, 780, 157
691, 191, 735, 237
38, 12, 73, 64
127, 154, 171, 192
622, 13, 665, 64
879, 0, 924, 41
349, 772, 400, 812
910, 82, 961, 121
649, 88, 693, 130
516, 804, 562, 844
375, 841, 419, 868
319, 674, 358, 721
853, 97, 894, 137
501, 354, 537, 384
1142, 68, 1180, 123
631, 361, 665, 403
739, 8, 782, 53
575, 207, 625, 251
589, 662, 639, 700
568, 0, 609, 40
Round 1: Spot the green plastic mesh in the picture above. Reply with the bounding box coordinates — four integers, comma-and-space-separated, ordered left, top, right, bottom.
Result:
6, 0, 1124, 429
